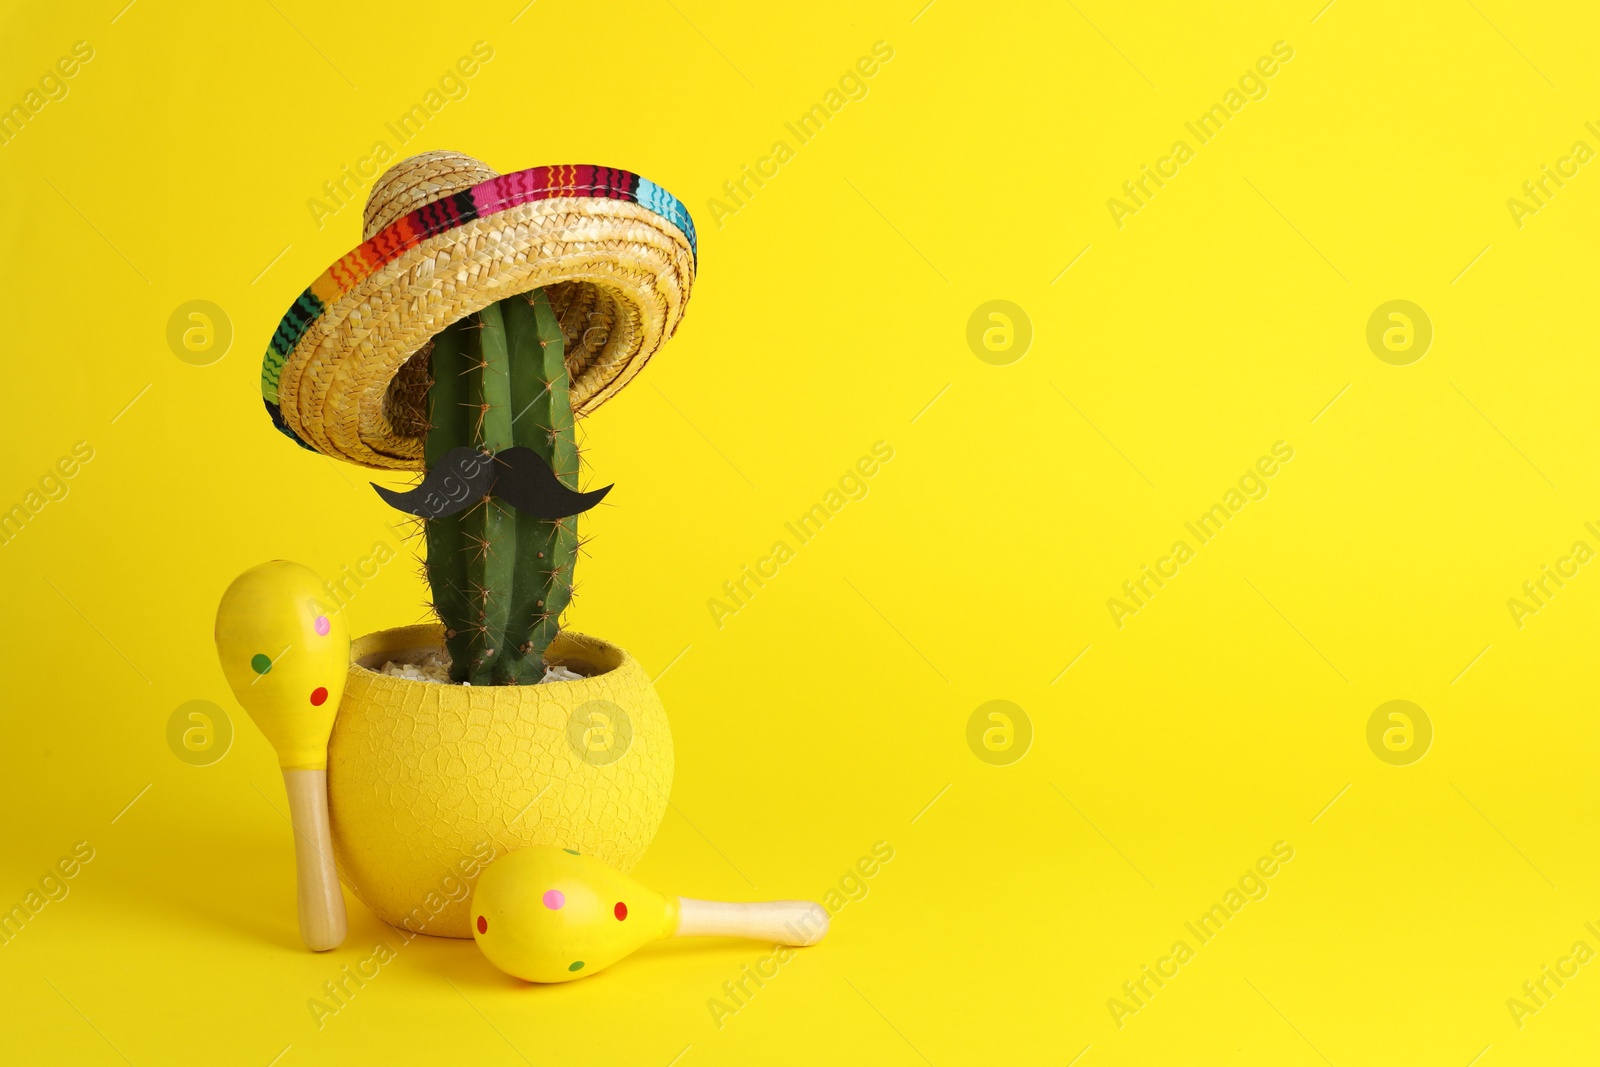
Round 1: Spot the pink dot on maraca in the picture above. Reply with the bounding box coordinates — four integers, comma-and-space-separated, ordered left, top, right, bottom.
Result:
543, 890, 565, 910
310, 687, 328, 706
315, 615, 331, 636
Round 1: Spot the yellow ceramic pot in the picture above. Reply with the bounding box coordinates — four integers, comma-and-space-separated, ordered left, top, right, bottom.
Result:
327, 623, 672, 939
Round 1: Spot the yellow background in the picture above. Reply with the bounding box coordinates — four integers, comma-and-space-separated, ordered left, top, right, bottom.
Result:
2, 0, 1597, 1063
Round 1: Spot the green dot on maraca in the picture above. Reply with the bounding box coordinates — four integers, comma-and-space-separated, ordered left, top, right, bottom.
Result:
250, 653, 273, 675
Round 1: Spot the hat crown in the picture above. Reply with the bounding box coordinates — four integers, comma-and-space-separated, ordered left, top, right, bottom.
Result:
362, 151, 499, 240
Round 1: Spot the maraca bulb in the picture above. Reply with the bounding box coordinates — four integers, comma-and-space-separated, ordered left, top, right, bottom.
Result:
215, 561, 349, 769
472, 847, 678, 983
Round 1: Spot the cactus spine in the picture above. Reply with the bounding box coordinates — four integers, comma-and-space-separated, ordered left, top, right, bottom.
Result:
424, 290, 576, 685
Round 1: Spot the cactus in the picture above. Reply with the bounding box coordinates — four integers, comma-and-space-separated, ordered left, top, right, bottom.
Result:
423, 290, 578, 685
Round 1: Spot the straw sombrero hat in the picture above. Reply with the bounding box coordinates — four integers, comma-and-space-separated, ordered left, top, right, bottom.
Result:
259, 151, 697, 470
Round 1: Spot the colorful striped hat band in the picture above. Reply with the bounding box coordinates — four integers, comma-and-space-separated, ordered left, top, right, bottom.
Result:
260, 150, 697, 471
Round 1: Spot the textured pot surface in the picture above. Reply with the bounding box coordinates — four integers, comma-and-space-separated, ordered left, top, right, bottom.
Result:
327, 624, 672, 938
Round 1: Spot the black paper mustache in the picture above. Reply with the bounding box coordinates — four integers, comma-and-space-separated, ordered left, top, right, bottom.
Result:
371, 446, 611, 519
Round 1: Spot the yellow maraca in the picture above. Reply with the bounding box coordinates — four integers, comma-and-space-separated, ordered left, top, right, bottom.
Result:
215, 561, 349, 951
471, 847, 829, 982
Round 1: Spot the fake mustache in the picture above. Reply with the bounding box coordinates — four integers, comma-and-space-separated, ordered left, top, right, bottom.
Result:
371, 446, 612, 519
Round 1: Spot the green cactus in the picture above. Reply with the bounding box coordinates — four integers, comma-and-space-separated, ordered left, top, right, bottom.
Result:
423, 289, 577, 685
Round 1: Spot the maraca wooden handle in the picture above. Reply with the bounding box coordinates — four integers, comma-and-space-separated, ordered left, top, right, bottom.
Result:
282, 768, 347, 952
675, 898, 829, 946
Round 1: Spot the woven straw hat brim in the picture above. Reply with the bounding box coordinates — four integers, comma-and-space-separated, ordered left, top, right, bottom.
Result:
261, 164, 696, 471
